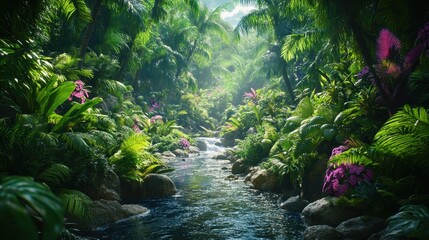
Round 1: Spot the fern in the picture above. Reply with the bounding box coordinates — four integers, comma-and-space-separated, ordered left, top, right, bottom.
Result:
36, 164, 71, 187
57, 189, 91, 222
374, 105, 429, 159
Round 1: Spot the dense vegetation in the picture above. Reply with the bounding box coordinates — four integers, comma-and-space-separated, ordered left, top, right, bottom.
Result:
1, 0, 429, 239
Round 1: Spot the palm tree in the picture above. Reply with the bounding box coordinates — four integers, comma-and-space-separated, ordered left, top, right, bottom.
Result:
235, 0, 312, 103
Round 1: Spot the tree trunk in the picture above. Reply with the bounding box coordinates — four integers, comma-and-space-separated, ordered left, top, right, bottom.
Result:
281, 58, 296, 104
79, 0, 103, 68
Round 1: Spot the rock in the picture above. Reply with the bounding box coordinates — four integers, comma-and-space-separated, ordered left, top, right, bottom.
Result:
141, 174, 176, 198
302, 197, 360, 227
84, 200, 148, 229
304, 225, 343, 240
221, 166, 228, 170
244, 167, 258, 181
196, 140, 208, 151
280, 195, 309, 212
231, 159, 249, 174
336, 216, 386, 240
214, 154, 227, 159
301, 157, 328, 201
188, 146, 200, 154
121, 174, 176, 202
173, 149, 189, 157
98, 185, 121, 201
161, 151, 176, 158
250, 169, 280, 192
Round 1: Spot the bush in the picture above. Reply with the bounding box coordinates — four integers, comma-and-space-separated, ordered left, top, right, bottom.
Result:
236, 133, 270, 165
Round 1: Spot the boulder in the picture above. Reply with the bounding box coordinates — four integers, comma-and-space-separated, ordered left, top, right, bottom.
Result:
121, 174, 176, 202
84, 200, 148, 229
301, 157, 328, 201
162, 151, 176, 158
231, 159, 249, 174
302, 197, 360, 227
196, 140, 208, 151
336, 216, 386, 240
249, 169, 280, 192
304, 225, 343, 240
188, 146, 200, 154
214, 154, 227, 159
141, 174, 176, 198
368, 229, 407, 240
280, 195, 309, 212
173, 149, 189, 157
98, 184, 121, 201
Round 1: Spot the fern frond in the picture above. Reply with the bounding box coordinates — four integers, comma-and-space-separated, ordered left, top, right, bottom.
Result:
59, 132, 92, 156
37, 164, 71, 187
58, 189, 91, 221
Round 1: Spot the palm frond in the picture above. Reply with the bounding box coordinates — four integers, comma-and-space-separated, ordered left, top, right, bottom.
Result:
374, 105, 429, 158
234, 7, 271, 37
36, 164, 71, 187
60, 0, 92, 31
57, 189, 91, 221
59, 132, 92, 156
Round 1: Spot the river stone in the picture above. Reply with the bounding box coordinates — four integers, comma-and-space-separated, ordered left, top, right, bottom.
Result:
336, 216, 386, 240
214, 154, 227, 159
84, 200, 148, 229
231, 159, 249, 174
141, 174, 176, 198
249, 169, 280, 192
368, 229, 407, 240
98, 184, 121, 201
196, 140, 208, 151
302, 197, 360, 227
280, 195, 309, 212
162, 151, 176, 158
173, 149, 189, 157
304, 225, 343, 240
188, 146, 200, 154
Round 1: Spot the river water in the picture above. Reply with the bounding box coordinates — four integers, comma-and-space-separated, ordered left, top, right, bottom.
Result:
84, 138, 305, 239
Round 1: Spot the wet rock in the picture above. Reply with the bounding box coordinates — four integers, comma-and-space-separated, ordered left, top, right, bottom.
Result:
249, 169, 280, 192
221, 166, 228, 170
302, 197, 360, 227
336, 216, 386, 240
196, 140, 208, 151
140, 174, 176, 198
188, 146, 200, 154
368, 229, 407, 240
84, 200, 148, 229
162, 151, 176, 158
301, 156, 328, 201
121, 174, 176, 202
280, 195, 309, 212
98, 185, 121, 201
173, 149, 189, 157
231, 159, 249, 174
304, 225, 342, 240
214, 154, 227, 159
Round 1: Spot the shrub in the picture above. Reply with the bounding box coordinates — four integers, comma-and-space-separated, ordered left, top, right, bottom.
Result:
236, 133, 270, 165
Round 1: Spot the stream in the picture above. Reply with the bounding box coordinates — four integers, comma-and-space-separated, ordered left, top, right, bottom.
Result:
84, 138, 305, 239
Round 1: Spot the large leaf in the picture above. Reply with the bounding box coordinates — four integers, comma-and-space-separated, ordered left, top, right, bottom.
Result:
0, 176, 64, 240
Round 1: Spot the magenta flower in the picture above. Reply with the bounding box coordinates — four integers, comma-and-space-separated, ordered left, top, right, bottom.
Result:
68, 80, 89, 104
150, 115, 163, 124
178, 138, 190, 150
322, 163, 374, 197
330, 145, 349, 159
148, 100, 161, 112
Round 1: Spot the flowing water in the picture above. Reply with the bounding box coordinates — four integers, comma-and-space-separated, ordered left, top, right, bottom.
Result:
84, 138, 305, 239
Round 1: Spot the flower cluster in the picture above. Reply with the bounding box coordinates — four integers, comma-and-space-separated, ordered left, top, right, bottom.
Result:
243, 88, 257, 101
150, 115, 163, 124
178, 138, 190, 150
148, 100, 161, 112
330, 145, 349, 159
323, 163, 374, 197
68, 80, 89, 104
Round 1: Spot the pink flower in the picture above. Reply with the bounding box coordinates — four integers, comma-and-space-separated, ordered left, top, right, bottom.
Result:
348, 164, 364, 175
243, 88, 257, 100
132, 124, 141, 133
69, 80, 89, 104
150, 115, 163, 124
330, 145, 349, 159
179, 138, 190, 149
377, 29, 401, 61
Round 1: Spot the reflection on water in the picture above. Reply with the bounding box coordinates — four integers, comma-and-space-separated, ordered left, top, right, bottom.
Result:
83, 138, 305, 239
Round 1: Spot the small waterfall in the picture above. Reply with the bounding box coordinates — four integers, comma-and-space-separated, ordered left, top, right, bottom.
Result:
196, 137, 222, 153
